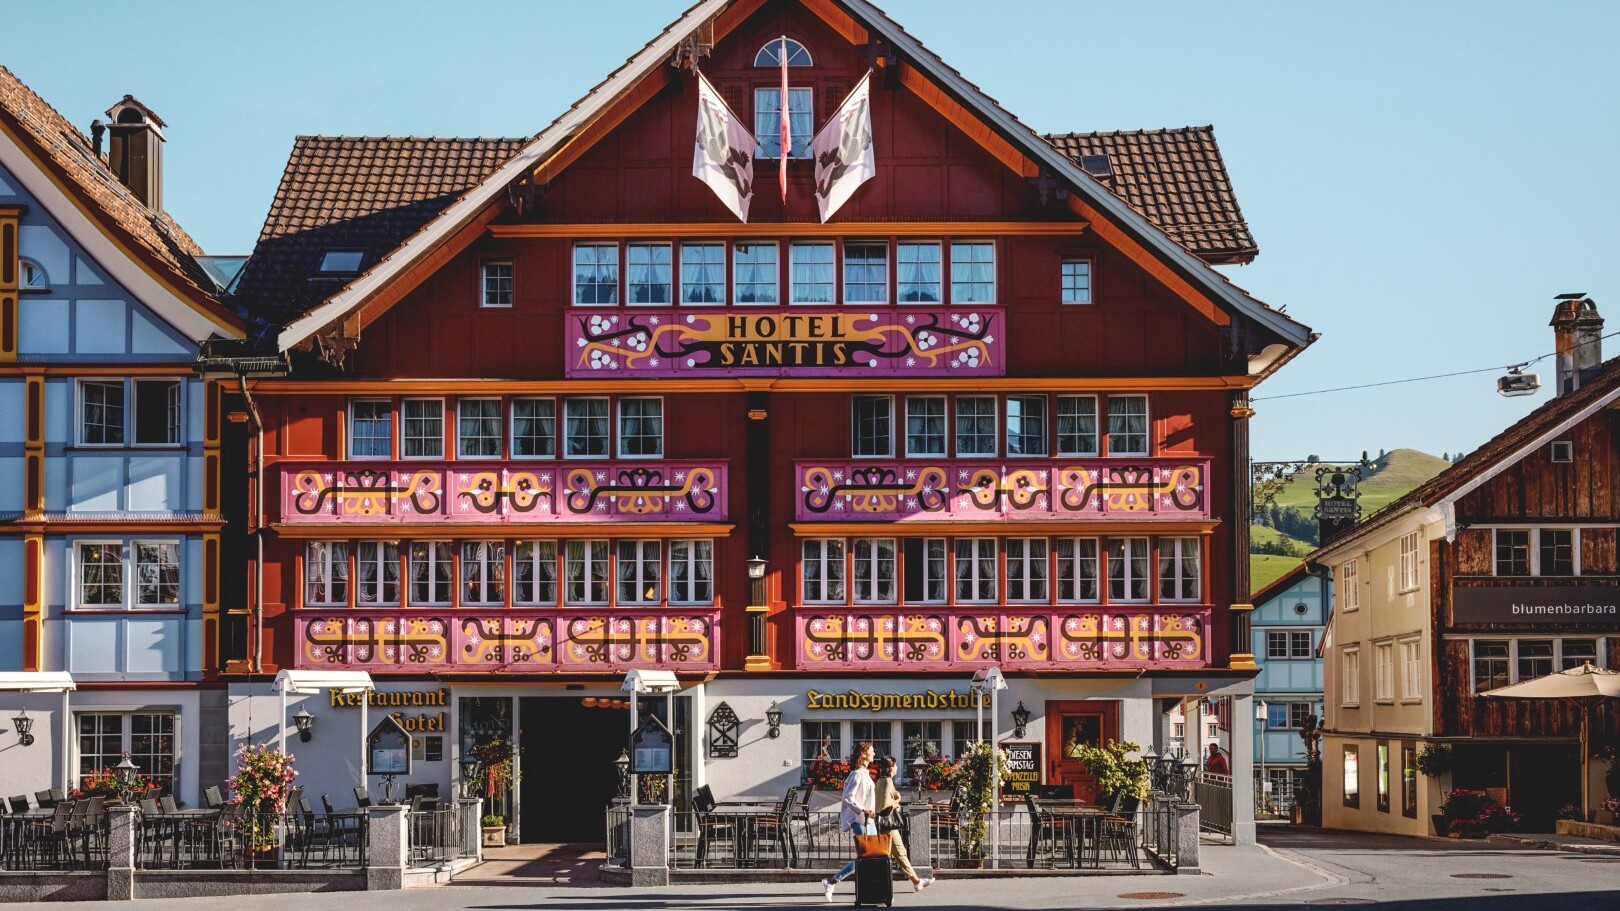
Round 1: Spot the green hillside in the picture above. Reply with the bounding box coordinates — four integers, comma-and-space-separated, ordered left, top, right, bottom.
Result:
1251, 554, 1303, 596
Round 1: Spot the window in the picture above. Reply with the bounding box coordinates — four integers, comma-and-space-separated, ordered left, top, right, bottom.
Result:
954, 538, 997, 603
573, 244, 619, 305
1401, 742, 1418, 818
1562, 638, 1598, 670
1342, 647, 1361, 706
1060, 258, 1092, 303
1056, 396, 1098, 456
133, 379, 181, 446
80, 380, 125, 445
76, 542, 124, 606
669, 539, 713, 604
1517, 639, 1554, 681
481, 261, 513, 307
755, 37, 813, 67
852, 538, 896, 604
78, 713, 175, 796
1398, 531, 1421, 592
789, 241, 835, 303
1158, 537, 1201, 602
1106, 537, 1149, 602
1005, 394, 1047, 456
564, 398, 610, 458
1494, 529, 1530, 576
734, 243, 778, 304
305, 541, 349, 607
902, 538, 946, 604
402, 399, 444, 459
626, 243, 671, 304
1206, 721, 1219, 740
951, 720, 980, 761
1172, 722, 1185, 739
616, 540, 662, 604
457, 399, 503, 459
905, 397, 946, 456
802, 539, 846, 604
511, 398, 555, 458
357, 541, 400, 606
844, 242, 888, 303
409, 542, 453, 606
1106, 395, 1149, 456
803, 720, 841, 765
1340, 559, 1360, 611
318, 250, 365, 273
1267, 630, 1314, 660
950, 242, 995, 303
896, 242, 941, 302
565, 540, 610, 605
903, 720, 943, 761
1472, 640, 1510, 693
955, 395, 997, 456
680, 242, 726, 305
1006, 538, 1049, 602
1550, 440, 1574, 463
1375, 642, 1395, 702
1472, 638, 1605, 689
617, 397, 663, 457
461, 541, 506, 605
1540, 529, 1575, 576
1266, 702, 1314, 730
70, 540, 179, 609
852, 721, 892, 762
1342, 745, 1360, 807
133, 542, 180, 607
20, 258, 48, 290
1055, 537, 1100, 603
852, 395, 893, 457
1400, 638, 1422, 700
349, 400, 392, 458
754, 87, 814, 159
514, 540, 558, 605
1376, 741, 1391, 813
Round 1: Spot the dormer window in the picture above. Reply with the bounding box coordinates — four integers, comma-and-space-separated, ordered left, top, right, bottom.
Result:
755, 38, 813, 67
318, 250, 366, 274
754, 38, 814, 159
19, 258, 47, 290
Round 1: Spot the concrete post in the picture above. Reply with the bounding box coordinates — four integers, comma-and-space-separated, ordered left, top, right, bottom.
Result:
458, 797, 484, 861
628, 804, 670, 887
906, 804, 933, 879
1230, 692, 1256, 845
1174, 802, 1202, 874
105, 804, 138, 900
365, 804, 409, 890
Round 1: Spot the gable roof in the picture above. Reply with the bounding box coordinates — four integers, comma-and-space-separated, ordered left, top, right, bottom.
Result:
1312, 356, 1620, 560
1044, 127, 1256, 265
271, 0, 1312, 354
1250, 561, 1313, 608
0, 66, 242, 339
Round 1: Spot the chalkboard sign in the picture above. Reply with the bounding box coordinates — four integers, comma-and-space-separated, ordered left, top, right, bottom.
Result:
368, 715, 412, 776
1001, 742, 1041, 798
630, 714, 674, 774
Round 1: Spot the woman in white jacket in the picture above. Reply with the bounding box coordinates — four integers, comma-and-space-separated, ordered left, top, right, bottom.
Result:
821, 741, 875, 901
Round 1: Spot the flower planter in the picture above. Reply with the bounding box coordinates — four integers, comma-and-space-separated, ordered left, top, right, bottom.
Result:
1431, 814, 1448, 837
482, 825, 507, 848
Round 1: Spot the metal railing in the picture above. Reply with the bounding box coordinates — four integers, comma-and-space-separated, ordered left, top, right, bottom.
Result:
605, 803, 632, 868
668, 807, 819, 870
407, 806, 465, 866
1256, 780, 1299, 819
1139, 792, 1181, 869
0, 809, 108, 871
137, 809, 369, 870
928, 805, 1158, 871
1195, 772, 1233, 838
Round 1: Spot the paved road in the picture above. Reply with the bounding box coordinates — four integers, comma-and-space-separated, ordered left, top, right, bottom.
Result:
61, 827, 1620, 909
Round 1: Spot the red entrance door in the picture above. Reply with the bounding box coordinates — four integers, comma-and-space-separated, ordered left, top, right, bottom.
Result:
1045, 700, 1120, 805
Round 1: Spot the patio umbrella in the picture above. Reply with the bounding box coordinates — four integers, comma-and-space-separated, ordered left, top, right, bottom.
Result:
1480, 662, 1620, 819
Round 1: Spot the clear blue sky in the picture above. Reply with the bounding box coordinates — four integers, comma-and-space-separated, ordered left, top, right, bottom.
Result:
9, 1, 1618, 460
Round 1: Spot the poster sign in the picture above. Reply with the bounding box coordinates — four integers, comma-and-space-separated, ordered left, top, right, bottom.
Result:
630, 714, 674, 774
1001, 742, 1041, 798
367, 715, 412, 776
1452, 586, 1620, 626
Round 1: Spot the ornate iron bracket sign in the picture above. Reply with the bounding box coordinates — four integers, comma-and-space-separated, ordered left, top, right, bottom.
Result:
706, 701, 740, 758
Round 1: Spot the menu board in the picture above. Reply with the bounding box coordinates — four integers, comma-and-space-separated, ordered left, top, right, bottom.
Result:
367, 716, 413, 776
630, 715, 674, 774
1001, 742, 1041, 798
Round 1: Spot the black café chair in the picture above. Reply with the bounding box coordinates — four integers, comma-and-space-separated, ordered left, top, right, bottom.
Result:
691, 785, 736, 868
5, 795, 28, 814
748, 789, 794, 868
204, 786, 224, 810
1099, 794, 1141, 869
34, 790, 55, 811
353, 787, 372, 809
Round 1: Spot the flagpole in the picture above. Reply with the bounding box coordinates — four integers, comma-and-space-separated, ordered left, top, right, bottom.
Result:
779, 35, 789, 204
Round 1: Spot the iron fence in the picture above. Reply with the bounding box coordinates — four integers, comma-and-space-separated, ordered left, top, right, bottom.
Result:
138, 808, 369, 870
0, 808, 108, 871
927, 804, 1157, 871
1256, 779, 1299, 819
605, 803, 632, 868
407, 806, 466, 866
1139, 792, 1181, 868
1195, 772, 1233, 838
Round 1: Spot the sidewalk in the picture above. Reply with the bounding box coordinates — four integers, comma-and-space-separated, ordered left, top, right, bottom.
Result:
1487, 832, 1620, 857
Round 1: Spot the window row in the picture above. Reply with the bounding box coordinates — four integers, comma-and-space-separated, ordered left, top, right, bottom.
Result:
1341, 741, 1418, 817
1469, 637, 1604, 693
801, 718, 989, 768
852, 393, 1149, 459
77, 378, 184, 448
1340, 637, 1424, 706
348, 395, 662, 460
73, 541, 181, 610
1263, 701, 1317, 730
303, 539, 715, 608
799, 536, 1203, 607
1491, 527, 1582, 577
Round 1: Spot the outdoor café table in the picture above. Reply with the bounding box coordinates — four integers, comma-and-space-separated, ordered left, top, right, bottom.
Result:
1026, 802, 1105, 869
707, 803, 786, 868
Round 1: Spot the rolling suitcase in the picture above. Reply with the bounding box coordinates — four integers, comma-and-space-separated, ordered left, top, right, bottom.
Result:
853, 854, 893, 907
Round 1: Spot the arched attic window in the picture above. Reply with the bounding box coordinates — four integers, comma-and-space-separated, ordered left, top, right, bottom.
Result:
754, 38, 813, 67
19, 258, 47, 290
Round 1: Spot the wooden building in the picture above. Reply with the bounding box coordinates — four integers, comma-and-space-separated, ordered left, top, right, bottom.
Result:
219, 0, 1313, 845
1316, 296, 1620, 834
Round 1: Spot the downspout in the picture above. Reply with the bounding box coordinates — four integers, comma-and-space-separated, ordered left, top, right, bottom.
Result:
238, 373, 265, 674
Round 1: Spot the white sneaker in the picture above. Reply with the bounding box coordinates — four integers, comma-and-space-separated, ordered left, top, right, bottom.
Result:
917, 877, 934, 891
823, 878, 836, 902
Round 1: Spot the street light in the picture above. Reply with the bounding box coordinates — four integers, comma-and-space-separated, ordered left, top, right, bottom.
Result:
747, 555, 768, 579
293, 706, 315, 743
459, 754, 481, 799
113, 753, 138, 803
1256, 700, 1269, 803
968, 666, 1007, 869
614, 749, 631, 799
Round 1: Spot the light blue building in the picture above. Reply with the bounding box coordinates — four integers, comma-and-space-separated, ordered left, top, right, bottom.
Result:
1245, 563, 1328, 808
0, 71, 243, 804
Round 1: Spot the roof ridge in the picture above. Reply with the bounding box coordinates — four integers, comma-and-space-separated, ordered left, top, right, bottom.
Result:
1043, 125, 1215, 138
295, 134, 533, 143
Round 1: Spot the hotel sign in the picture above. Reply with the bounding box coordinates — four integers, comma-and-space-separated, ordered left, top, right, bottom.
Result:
1452, 586, 1620, 626
805, 689, 991, 712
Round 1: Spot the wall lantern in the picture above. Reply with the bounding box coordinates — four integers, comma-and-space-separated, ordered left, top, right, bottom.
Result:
459, 755, 481, 799
1010, 701, 1031, 739
12, 710, 34, 747
1256, 700, 1269, 724
293, 706, 316, 743
114, 753, 139, 802
747, 555, 768, 579
764, 701, 783, 739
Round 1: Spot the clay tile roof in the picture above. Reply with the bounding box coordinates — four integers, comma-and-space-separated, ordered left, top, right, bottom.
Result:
232, 135, 530, 328
0, 66, 223, 309
1043, 127, 1257, 264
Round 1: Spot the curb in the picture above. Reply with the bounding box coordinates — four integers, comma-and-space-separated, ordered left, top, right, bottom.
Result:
1487, 834, 1620, 857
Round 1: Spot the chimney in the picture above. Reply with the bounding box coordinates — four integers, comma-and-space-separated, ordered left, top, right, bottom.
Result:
104, 95, 166, 211
89, 119, 105, 157
1550, 293, 1603, 395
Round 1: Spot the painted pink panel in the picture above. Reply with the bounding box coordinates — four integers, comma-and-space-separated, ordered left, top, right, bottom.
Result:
564, 306, 1003, 377
278, 461, 726, 524
296, 610, 719, 672
796, 607, 1209, 671
794, 459, 1209, 521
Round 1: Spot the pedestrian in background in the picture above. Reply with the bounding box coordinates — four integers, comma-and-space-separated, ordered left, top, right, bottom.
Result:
822, 741, 876, 901
876, 756, 932, 891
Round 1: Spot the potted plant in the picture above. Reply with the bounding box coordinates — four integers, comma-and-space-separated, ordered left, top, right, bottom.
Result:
954, 742, 1009, 867
228, 743, 296, 866
73, 764, 158, 802
1071, 739, 1150, 807
1439, 789, 1519, 839
1602, 796, 1620, 825
1415, 743, 1453, 778
482, 814, 507, 847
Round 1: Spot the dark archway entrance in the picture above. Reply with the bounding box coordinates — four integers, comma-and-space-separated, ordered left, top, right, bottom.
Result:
519, 697, 626, 843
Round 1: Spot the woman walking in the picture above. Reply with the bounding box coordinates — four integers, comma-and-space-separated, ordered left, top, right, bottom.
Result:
876, 756, 933, 891
822, 741, 876, 901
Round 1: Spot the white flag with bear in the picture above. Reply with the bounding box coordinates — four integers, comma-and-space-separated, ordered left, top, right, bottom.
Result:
811, 71, 875, 223
692, 70, 756, 222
